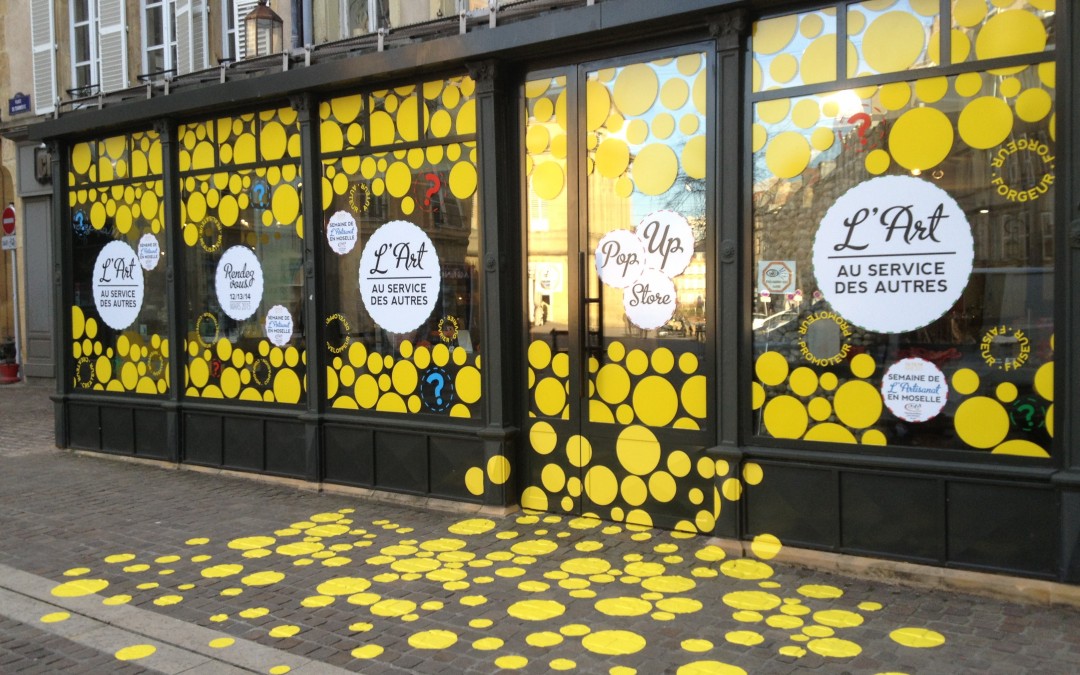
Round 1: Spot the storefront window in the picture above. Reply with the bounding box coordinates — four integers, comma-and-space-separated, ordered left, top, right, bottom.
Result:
319, 77, 482, 418
69, 131, 169, 394
178, 107, 306, 405
751, 1, 1056, 457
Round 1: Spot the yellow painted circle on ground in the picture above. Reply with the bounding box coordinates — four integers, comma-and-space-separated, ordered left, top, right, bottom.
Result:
958, 96, 1014, 150
115, 644, 157, 660
954, 397, 1009, 448
408, 629, 458, 649
888, 106, 953, 171
632, 144, 679, 195
890, 627, 946, 648
808, 637, 862, 658
507, 599, 566, 621
582, 629, 646, 655
52, 579, 109, 597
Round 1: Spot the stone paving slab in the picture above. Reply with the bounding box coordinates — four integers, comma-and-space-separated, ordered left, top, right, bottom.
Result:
3, 381, 1080, 674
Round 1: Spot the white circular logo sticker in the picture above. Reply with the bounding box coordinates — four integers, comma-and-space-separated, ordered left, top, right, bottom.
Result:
812, 175, 973, 334
881, 357, 949, 423
137, 234, 161, 271
358, 220, 441, 334
215, 245, 264, 321
92, 240, 144, 330
623, 268, 677, 330
264, 304, 294, 347
595, 229, 646, 289
636, 210, 694, 278
326, 210, 358, 255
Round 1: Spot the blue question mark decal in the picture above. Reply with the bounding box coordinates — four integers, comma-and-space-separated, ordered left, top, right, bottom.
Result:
421, 366, 454, 413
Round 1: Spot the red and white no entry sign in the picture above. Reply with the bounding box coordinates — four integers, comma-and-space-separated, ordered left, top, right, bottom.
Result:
1, 205, 15, 236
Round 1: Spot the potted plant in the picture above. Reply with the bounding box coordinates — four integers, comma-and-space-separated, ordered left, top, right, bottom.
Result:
0, 337, 19, 384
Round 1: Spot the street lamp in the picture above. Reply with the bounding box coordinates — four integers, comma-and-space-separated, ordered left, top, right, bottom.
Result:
245, 0, 284, 58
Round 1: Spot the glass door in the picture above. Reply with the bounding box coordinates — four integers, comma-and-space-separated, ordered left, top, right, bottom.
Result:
522, 47, 719, 534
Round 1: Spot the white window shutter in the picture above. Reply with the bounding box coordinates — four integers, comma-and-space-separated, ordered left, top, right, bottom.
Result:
191, 0, 209, 70
175, 0, 192, 74
175, 0, 209, 74
97, 0, 129, 92
30, 0, 57, 114
233, 0, 261, 61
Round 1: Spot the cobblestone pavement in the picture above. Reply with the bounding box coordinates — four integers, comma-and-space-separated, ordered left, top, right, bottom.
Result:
2, 380, 1080, 674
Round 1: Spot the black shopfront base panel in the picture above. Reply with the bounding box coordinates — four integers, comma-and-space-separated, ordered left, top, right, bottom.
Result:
745, 460, 1059, 579
67, 399, 168, 460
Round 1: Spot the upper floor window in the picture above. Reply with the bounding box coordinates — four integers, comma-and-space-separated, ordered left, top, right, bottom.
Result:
143, 0, 177, 76
70, 0, 99, 94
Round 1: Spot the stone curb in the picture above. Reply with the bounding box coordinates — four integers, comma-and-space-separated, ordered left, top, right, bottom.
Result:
0, 563, 350, 674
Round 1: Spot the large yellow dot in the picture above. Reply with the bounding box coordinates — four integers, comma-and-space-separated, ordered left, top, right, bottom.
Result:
954, 397, 1009, 449
865, 149, 891, 175
753, 15, 798, 55
530, 421, 557, 455
271, 183, 300, 224
273, 369, 302, 404
975, 11, 1047, 66
532, 161, 565, 201
1015, 88, 1052, 123
535, 377, 567, 417
953, 0, 987, 27
1034, 362, 1053, 402
507, 599, 566, 621
915, 76, 949, 104
763, 396, 808, 439
567, 435, 592, 467
616, 425, 661, 475
769, 54, 799, 84
755, 351, 789, 386
890, 627, 945, 648
764, 132, 810, 179
613, 64, 658, 116
958, 97, 1013, 150
863, 12, 926, 73
833, 381, 882, 430
632, 144, 678, 195
632, 376, 679, 427
585, 465, 618, 506
582, 630, 646, 656
888, 107, 953, 171
596, 364, 630, 404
